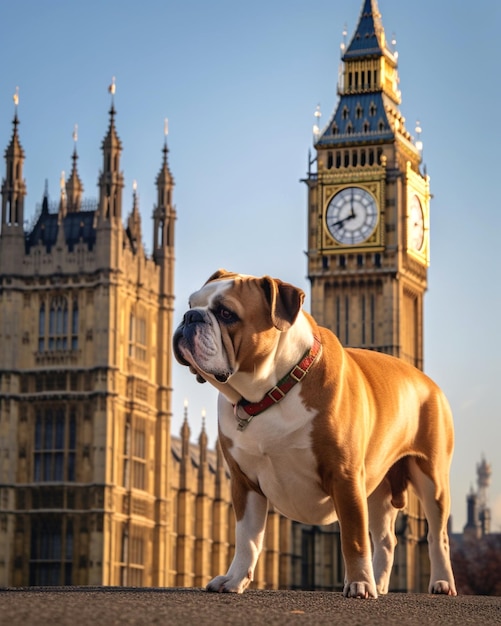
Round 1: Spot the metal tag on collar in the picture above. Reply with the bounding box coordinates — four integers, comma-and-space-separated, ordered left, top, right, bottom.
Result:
236, 412, 254, 432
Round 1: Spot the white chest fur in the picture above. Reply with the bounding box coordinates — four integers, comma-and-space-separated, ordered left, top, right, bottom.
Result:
218, 388, 338, 525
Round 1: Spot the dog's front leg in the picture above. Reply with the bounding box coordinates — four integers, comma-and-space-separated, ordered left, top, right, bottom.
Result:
333, 474, 378, 599
207, 489, 268, 593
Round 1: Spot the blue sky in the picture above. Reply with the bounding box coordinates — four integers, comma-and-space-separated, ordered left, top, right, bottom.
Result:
1, 0, 500, 533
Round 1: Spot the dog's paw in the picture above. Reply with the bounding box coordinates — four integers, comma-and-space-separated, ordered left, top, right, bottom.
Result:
206, 574, 251, 594
430, 580, 457, 596
343, 581, 378, 599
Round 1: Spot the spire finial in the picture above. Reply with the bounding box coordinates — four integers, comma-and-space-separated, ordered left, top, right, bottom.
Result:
391, 33, 398, 60
12, 86, 20, 130
415, 120, 423, 155
71, 123, 79, 167
132, 179, 139, 210
340, 23, 348, 55
108, 76, 116, 98
108, 76, 116, 118
162, 118, 169, 163
313, 104, 321, 142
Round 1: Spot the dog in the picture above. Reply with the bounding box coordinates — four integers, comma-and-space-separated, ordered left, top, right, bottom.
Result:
173, 269, 457, 598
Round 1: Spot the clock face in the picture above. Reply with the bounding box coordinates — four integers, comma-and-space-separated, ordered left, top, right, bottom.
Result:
326, 187, 378, 245
408, 195, 424, 251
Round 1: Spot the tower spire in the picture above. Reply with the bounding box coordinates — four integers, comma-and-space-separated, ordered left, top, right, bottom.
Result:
1, 87, 27, 232
344, 0, 385, 59
58, 170, 67, 222
126, 180, 143, 253
153, 118, 175, 258
98, 78, 124, 222
315, 0, 412, 154
66, 124, 84, 213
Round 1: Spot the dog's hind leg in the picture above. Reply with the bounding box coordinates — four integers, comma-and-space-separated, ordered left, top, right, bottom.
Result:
408, 457, 457, 595
368, 478, 399, 594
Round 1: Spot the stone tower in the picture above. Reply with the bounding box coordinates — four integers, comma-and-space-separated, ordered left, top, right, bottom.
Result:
303, 0, 431, 591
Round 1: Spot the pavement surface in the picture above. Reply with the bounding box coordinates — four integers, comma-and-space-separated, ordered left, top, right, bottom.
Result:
0, 587, 500, 626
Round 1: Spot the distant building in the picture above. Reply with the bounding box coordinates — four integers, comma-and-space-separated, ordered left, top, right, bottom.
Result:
452, 457, 493, 542
1, 0, 434, 593
450, 457, 501, 596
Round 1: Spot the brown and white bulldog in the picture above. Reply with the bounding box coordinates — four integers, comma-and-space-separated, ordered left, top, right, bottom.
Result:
173, 269, 457, 598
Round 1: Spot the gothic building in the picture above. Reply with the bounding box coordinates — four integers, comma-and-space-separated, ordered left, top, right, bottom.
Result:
1, 0, 433, 592
0, 96, 178, 586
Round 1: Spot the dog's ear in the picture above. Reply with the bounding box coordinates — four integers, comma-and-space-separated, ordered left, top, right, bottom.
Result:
261, 276, 304, 331
205, 269, 232, 284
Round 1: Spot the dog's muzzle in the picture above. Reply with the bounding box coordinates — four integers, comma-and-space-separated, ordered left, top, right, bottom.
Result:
172, 309, 232, 383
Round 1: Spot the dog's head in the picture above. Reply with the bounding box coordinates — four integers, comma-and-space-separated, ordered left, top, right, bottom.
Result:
173, 269, 305, 392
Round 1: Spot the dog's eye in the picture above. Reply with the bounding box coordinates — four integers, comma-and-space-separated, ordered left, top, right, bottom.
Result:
216, 307, 237, 324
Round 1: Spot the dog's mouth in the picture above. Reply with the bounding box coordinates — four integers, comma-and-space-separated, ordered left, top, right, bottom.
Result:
172, 325, 191, 366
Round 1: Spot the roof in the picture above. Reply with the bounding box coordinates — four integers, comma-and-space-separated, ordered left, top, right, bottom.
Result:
25, 204, 97, 253
344, 0, 385, 59
315, 92, 394, 148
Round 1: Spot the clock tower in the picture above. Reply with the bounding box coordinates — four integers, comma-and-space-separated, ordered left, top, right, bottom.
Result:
303, 0, 431, 591
305, 0, 429, 370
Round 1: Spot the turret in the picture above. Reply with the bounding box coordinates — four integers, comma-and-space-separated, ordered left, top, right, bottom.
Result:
1, 89, 27, 235
65, 125, 84, 213
125, 181, 143, 253
97, 79, 124, 223
153, 119, 175, 260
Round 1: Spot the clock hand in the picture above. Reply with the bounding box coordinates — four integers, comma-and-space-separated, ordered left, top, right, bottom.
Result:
330, 212, 356, 229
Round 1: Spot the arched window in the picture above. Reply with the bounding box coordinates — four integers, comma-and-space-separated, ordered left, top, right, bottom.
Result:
49, 297, 68, 351
33, 404, 76, 483
71, 300, 79, 350
38, 302, 46, 352
129, 310, 147, 362
39, 296, 79, 353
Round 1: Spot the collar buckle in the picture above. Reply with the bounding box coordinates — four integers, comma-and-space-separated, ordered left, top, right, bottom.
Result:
267, 386, 286, 403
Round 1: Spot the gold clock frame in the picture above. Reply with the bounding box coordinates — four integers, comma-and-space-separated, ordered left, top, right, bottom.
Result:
406, 162, 430, 266
319, 171, 385, 254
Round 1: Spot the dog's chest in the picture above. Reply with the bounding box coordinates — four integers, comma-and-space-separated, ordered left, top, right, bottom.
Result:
220, 392, 337, 525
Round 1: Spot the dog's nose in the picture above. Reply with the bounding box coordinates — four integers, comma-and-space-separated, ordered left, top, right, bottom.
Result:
184, 309, 204, 325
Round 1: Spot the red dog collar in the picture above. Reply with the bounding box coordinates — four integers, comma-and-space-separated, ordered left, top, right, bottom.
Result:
233, 335, 322, 431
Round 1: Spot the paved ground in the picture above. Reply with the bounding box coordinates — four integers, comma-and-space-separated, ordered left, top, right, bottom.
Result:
0, 587, 500, 626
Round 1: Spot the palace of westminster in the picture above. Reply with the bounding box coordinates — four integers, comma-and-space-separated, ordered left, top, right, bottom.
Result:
0, 0, 493, 591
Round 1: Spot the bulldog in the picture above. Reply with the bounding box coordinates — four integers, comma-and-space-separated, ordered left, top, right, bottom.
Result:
173, 269, 457, 598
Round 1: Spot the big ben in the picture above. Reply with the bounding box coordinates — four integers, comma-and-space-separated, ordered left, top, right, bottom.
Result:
306, 0, 429, 371
304, 0, 431, 591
